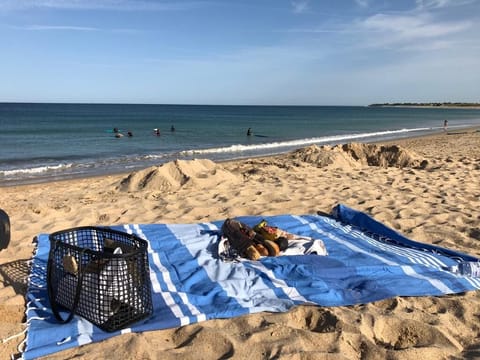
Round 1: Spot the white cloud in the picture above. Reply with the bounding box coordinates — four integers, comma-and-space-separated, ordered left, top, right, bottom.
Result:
291, 0, 309, 14
415, 0, 477, 10
355, 0, 370, 8
0, 0, 209, 11
359, 13, 472, 47
22, 24, 99, 31
415, 0, 452, 9
10, 23, 142, 33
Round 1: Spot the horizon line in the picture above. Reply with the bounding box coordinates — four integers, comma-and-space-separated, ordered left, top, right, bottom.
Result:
0, 101, 369, 107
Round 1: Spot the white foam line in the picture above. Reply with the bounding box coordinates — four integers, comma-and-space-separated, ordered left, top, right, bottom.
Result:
180, 127, 432, 156
0, 163, 73, 176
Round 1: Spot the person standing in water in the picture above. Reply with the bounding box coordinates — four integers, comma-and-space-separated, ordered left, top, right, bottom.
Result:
247, 128, 252, 136
443, 120, 448, 132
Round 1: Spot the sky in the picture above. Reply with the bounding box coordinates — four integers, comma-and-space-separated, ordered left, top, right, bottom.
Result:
0, 0, 479, 105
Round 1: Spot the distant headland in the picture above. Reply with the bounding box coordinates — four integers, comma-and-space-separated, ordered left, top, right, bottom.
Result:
368, 102, 480, 109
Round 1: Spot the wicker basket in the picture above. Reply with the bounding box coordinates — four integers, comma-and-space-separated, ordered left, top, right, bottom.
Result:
47, 227, 153, 332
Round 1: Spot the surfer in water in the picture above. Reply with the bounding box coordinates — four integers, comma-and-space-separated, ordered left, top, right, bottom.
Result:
247, 127, 252, 136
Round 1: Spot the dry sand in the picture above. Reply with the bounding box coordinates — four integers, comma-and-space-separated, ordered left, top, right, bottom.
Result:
1, 129, 480, 359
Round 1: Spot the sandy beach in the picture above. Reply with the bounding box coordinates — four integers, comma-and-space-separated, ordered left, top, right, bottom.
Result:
1, 129, 479, 360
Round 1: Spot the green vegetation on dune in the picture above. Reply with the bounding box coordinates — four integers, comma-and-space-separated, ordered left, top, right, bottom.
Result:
369, 102, 480, 108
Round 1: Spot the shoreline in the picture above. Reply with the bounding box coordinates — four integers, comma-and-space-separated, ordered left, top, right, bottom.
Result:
369, 104, 480, 109
3, 126, 478, 189
1, 127, 480, 359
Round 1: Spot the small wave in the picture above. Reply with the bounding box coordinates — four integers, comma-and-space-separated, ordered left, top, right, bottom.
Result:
143, 153, 173, 160
180, 127, 432, 156
0, 163, 73, 177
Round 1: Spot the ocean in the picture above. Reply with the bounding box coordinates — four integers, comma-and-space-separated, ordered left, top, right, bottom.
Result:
1, 103, 480, 186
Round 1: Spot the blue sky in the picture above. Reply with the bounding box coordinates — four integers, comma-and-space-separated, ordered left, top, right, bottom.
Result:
0, 0, 479, 105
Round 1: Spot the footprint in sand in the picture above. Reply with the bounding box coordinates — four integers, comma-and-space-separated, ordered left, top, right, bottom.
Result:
372, 316, 461, 351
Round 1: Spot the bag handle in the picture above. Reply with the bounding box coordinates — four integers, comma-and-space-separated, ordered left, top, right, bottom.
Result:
47, 242, 86, 324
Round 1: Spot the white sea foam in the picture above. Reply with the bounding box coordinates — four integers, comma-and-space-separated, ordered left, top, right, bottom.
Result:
0, 163, 73, 177
180, 128, 431, 156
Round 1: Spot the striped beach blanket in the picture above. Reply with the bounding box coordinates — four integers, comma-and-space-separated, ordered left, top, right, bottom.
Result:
22, 204, 480, 359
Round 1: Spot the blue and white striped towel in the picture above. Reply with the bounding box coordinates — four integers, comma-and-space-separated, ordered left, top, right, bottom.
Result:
22, 204, 480, 359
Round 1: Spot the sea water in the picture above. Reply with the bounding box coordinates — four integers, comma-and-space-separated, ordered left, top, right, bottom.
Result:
1, 103, 480, 186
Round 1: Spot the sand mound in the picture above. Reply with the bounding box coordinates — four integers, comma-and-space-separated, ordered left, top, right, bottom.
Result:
117, 159, 239, 192
288, 144, 359, 168
290, 143, 428, 169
